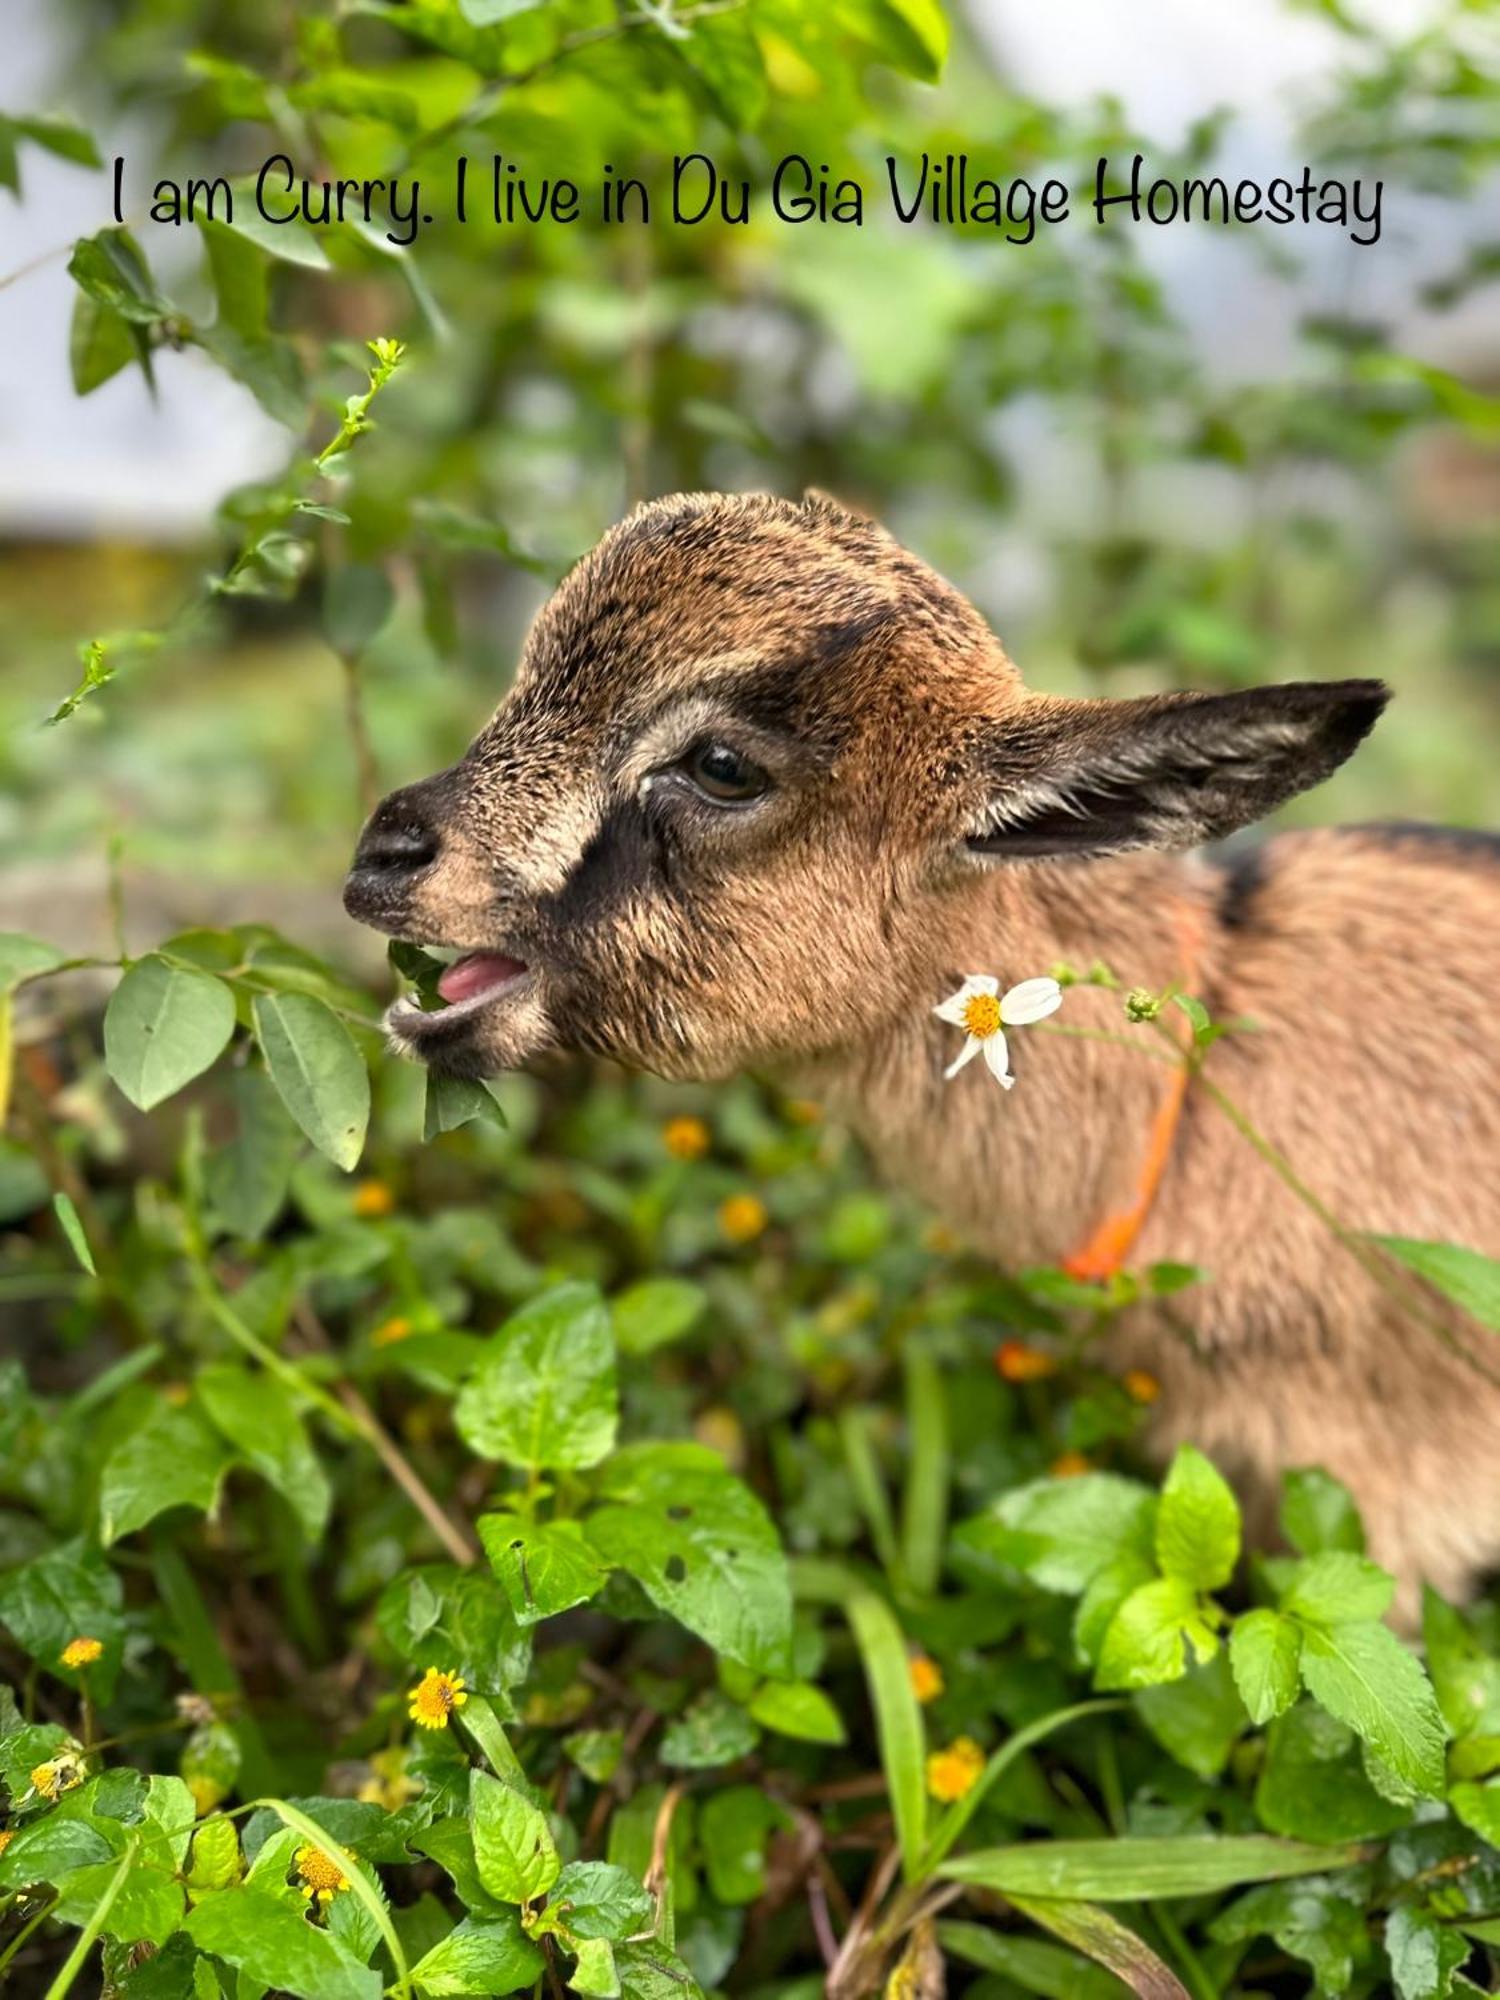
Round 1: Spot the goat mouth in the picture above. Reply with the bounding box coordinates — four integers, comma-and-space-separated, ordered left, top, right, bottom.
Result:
386, 949, 534, 1044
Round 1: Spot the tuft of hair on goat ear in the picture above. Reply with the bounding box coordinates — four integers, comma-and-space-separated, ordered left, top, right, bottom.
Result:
968, 678, 1390, 861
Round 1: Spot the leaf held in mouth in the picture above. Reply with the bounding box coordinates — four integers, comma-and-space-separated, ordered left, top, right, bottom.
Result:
388, 939, 449, 1010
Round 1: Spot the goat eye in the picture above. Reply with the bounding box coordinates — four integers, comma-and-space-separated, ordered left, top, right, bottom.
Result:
681, 741, 769, 804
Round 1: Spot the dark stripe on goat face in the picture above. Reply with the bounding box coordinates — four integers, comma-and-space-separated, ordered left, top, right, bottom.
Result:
537, 795, 669, 943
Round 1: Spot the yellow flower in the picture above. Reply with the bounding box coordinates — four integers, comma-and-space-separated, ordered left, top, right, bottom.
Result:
909, 1656, 944, 1705
372, 1314, 413, 1347
0, 1830, 13, 1857
995, 1341, 1055, 1384
296, 1844, 349, 1905
60, 1636, 104, 1670
663, 1115, 711, 1162
926, 1736, 985, 1803
29, 1756, 84, 1801
783, 1098, 822, 1127
1050, 1449, 1092, 1478
718, 1194, 768, 1245
356, 1747, 421, 1812
408, 1667, 468, 1731
1123, 1369, 1161, 1405
353, 1179, 395, 1218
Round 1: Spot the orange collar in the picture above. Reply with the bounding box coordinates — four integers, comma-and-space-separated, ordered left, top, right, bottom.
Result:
1061, 903, 1205, 1284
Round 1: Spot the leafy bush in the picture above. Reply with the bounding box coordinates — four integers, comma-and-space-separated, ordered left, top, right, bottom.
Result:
7, 916, 1500, 1995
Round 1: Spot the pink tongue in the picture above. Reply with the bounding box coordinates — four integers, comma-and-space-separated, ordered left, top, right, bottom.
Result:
437, 952, 527, 1004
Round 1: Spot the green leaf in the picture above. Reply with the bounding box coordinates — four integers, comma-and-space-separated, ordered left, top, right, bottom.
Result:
252, 991, 370, 1171
410, 1912, 544, 1998
1097, 1577, 1215, 1691
469, 1768, 560, 1905
196, 1364, 331, 1540
615, 1940, 705, 2000
455, 1283, 617, 1470
570, 1936, 620, 1997
376, 1565, 531, 1693
1001, 1895, 1192, 1998
562, 1731, 624, 1785
611, 1277, 706, 1357
184, 1885, 381, 2000
842, 1585, 926, 1882
858, 0, 949, 80
939, 1920, 1133, 1998
70, 292, 139, 394
205, 1068, 301, 1237
1298, 1621, 1447, 1798
1385, 1904, 1469, 2000
0, 113, 101, 175
1284, 1552, 1394, 1627
1155, 1445, 1240, 1592
0, 933, 65, 990
1423, 1588, 1500, 1739
104, 956, 236, 1111
1256, 1701, 1413, 1842
480, 1517, 608, 1626
100, 1404, 235, 1543
940, 1833, 1367, 1901
1447, 1777, 1500, 1846
423, 1071, 506, 1141
659, 1691, 758, 1770
547, 1861, 653, 1942
1281, 1468, 1365, 1556
697, 1787, 787, 1907
1133, 1649, 1246, 1778
748, 1678, 846, 1744
219, 183, 333, 268
972, 1473, 1157, 1593
1230, 1609, 1303, 1725
1375, 1236, 1500, 1332
68, 227, 169, 324
52, 1191, 97, 1275
1211, 1879, 1371, 1997
0, 1538, 124, 1701
586, 1445, 792, 1675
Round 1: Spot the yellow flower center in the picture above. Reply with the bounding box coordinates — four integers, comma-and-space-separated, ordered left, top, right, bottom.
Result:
296, 1845, 349, 1900
60, 1636, 104, 1669
408, 1667, 468, 1730
372, 1315, 413, 1347
960, 993, 1002, 1039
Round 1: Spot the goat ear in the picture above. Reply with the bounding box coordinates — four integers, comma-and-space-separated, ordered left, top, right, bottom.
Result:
968, 679, 1389, 861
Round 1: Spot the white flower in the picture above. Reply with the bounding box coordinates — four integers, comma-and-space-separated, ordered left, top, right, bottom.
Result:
933, 975, 1062, 1087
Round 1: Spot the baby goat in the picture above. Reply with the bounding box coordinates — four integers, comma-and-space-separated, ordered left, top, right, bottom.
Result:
345, 491, 1500, 1608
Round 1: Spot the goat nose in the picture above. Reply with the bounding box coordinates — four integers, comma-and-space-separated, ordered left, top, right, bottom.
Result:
352, 796, 440, 876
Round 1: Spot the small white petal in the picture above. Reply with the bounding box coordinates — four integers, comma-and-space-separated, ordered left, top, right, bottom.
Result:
943, 1038, 981, 1080
969, 974, 1001, 996
981, 1031, 1013, 1083
1000, 977, 1063, 1026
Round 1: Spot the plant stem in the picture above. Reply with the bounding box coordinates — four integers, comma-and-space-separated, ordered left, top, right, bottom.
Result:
43, 1844, 135, 1999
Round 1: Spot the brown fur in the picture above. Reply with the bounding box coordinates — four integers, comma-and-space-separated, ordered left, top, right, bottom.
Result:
345, 492, 1500, 1609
